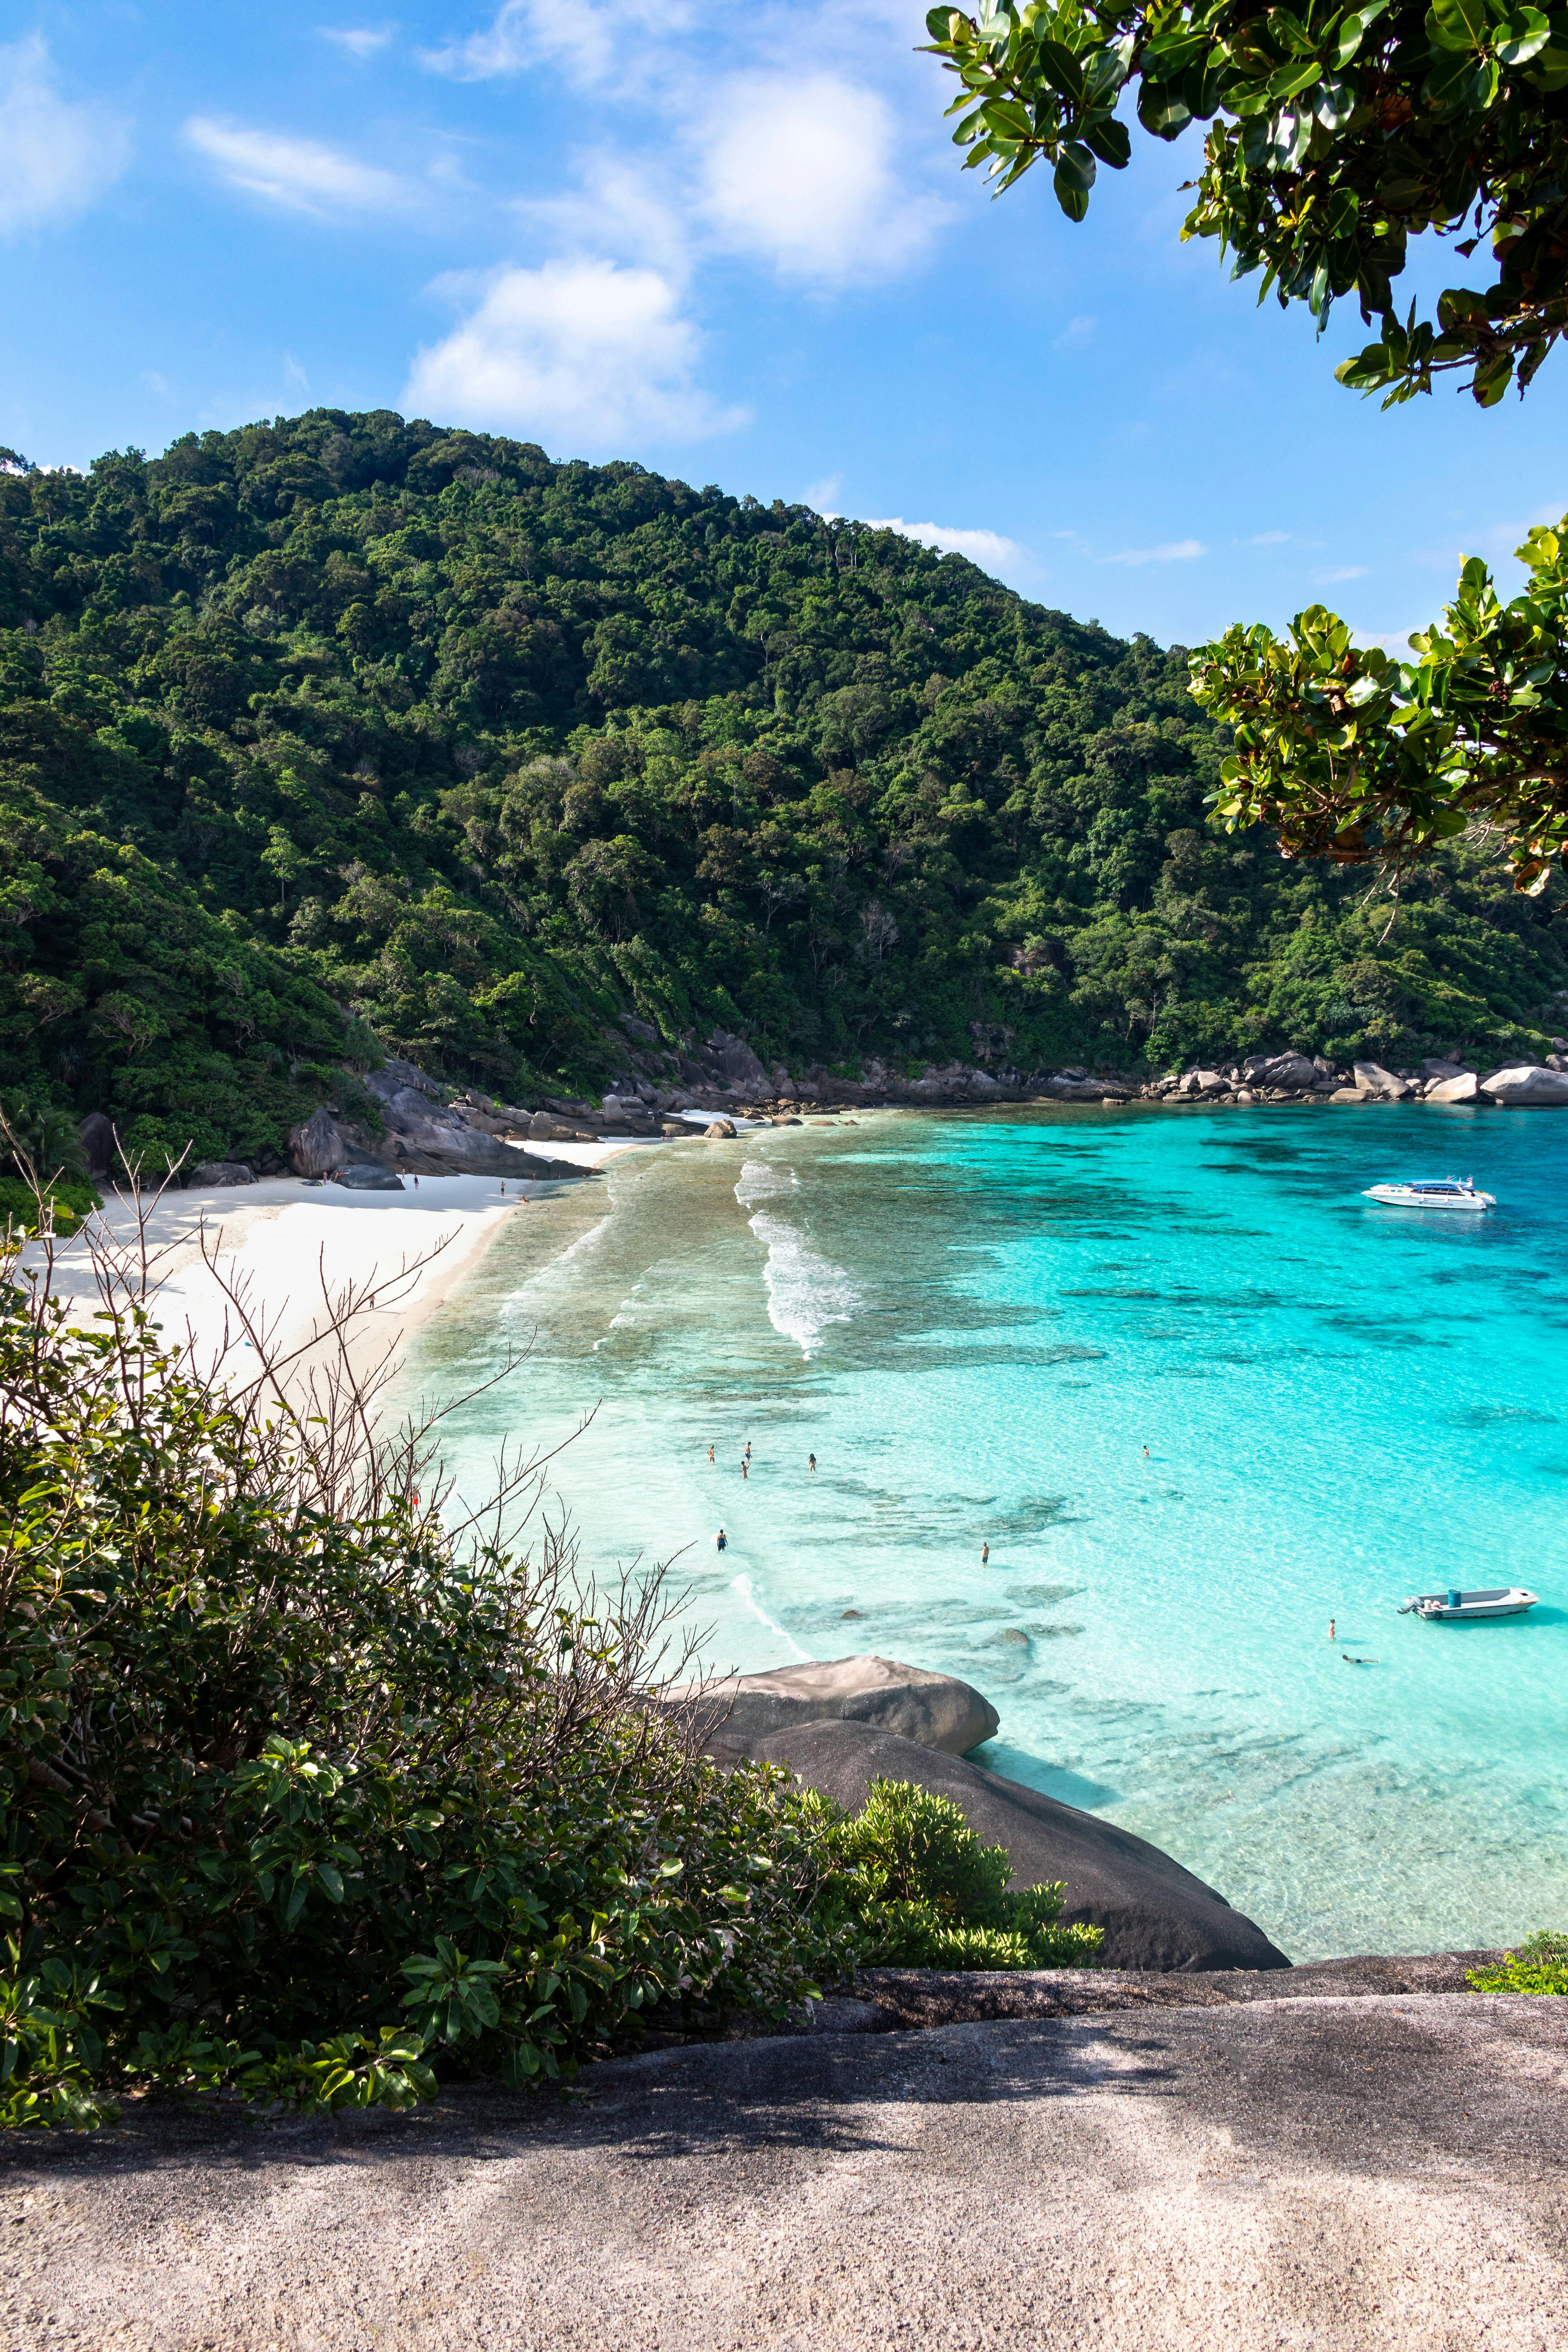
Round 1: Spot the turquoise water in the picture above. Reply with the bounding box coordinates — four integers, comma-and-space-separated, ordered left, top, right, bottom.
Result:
405, 1106, 1568, 1961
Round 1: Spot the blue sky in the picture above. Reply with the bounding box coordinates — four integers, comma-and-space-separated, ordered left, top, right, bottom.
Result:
3, 0, 1566, 649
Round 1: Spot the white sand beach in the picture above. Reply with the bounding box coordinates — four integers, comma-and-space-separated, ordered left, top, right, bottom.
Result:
35, 1138, 664, 1398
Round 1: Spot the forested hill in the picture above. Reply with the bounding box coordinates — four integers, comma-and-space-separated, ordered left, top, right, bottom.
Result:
1, 407, 1563, 1169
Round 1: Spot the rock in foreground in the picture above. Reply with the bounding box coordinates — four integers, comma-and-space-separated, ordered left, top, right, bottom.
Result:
723, 1717, 1289, 1972
670, 1654, 999, 1756
1481, 1063, 1568, 1105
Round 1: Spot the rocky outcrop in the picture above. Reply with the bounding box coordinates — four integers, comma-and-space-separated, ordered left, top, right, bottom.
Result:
723, 1717, 1288, 1972
1481, 1063, 1568, 1105
288, 1106, 350, 1177
189, 1160, 255, 1187
1426, 1071, 1479, 1103
673, 1655, 999, 1757
331, 1165, 404, 1191
704, 1118, 738, 1139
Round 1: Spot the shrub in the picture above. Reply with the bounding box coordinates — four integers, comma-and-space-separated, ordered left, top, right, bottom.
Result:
815, 1780, 1104, 1971
1467, 1933, 1568, 1995
0, 1199, 853, 2129
0, 1177, 97, 1235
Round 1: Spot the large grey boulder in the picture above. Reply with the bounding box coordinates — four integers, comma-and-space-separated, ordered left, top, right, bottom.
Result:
673, 1654, 999, 1757
1422, 1057, 1466, 1080
728, 1717, 1289, 1972
1481, 1063, 1568, 1105
1255, 1051, 1318, 1090
189, 1160, 254, 1187
1426, 1071, 1480, 1103
1353, 1062, 1412, 1099
707, 1028, 770, 1092
288, 1106, 349, 1177
331, 1164, 404, 1191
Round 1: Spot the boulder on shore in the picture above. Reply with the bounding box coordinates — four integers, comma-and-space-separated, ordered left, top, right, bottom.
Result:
189, 1161, 254, 1187
288, 1106, 349, 1177
1353, 1062, 1412, 1099
1426, 1071, 1479, 1103
331, 1164, 404, 1191
722, 1717, 1289, 1972
78, 1112, 116, 1179
670, 1654, 999, 1757
1481, 1063, 1568, 1106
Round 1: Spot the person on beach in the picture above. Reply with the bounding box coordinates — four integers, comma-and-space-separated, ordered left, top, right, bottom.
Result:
715, 1528, 727, 1552
981, 1541, 989, 1565
808, 1453, 816, 1474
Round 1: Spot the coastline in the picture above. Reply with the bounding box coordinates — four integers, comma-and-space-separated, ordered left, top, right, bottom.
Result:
35, 1138, 659, 1402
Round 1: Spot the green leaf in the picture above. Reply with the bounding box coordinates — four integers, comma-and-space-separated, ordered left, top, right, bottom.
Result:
1035, 37, 1084, 99
1083, 116, 1132, 167
1137, 81, 1192, 137
1052, 140, 1096, 220
1426, 0, 1490, 48
1497, 5, 1551, 62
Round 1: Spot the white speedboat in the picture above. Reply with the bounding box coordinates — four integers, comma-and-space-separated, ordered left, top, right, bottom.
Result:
1399, 1586, 1538, 1621
1363, 1176, 1495, 1211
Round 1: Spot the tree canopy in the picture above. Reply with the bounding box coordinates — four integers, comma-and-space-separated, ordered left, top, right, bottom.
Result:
924, 0, 1568, 406
0, 409, 1562, 1168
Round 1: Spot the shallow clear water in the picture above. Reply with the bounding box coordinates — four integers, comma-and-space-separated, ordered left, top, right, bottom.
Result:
404, 1104, 1568, 1961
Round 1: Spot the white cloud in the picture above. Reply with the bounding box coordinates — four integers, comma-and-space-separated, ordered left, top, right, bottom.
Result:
518, 156, 689, 278
0, 35, 129, 235
1250, 530, 1291, 546
403, 258, 748, 446
698, 73, 941, 282
803, 473, 843, 515
1054, 314, 1095, 349
283, 352, 310, 391
185, 118, 408, 214
865, 518, 1027, 572
319, 26, 392, 59
420, 0, 683, 89
1314, 564, 1367, 584
1104, 537, 1206, 566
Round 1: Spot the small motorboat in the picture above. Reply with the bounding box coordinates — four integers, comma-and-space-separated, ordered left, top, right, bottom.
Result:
1399, 1586, 1538, 1621
1363, 1176, 1495, 1210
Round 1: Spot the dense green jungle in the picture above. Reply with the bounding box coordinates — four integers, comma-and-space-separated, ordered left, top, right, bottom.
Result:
1, 406, 1563, 1168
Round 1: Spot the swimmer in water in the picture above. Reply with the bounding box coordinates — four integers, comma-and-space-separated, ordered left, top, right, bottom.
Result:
708, 1444, 715, 1464
741, 1458, 748, 1480
1142, 1445, 1149, 1459
1329, 1618, 1336, 1642
744, 1441, 752, 1462
808, 1453, 816, 1474
715, 1528, 727, 1552
981, 1541, 990, 1565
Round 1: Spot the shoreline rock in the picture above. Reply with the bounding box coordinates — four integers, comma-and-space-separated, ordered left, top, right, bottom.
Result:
670, 1654, 999, 1757
713, 1714, 1290, 1973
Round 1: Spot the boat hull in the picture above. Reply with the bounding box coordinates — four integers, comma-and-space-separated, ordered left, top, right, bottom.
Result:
1402, 1587, 1539, 1621
1364, 1187, 1493, 1211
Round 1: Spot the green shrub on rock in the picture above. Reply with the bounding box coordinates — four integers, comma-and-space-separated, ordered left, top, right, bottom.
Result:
1468, 1933, 1568, 1995
815, 1779, 1104, 1971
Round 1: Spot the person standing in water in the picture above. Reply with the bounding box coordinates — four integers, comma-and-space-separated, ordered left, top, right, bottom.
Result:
707, 1444, 715, 1464
741, 1458, 748, 1480
981, 1541, 990, 1565
744, 1441, 752, 1462
715, 1528, 727, 1552
1329, 1618, 1336, 1643
808, 1453, 816, 1474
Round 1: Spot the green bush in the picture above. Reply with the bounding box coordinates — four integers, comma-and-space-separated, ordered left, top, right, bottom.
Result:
815, 1779, 1104, 1971
0, 1214, 854, 2131
1467, 1933, 1568, 1994
0, 1177, 98, 1236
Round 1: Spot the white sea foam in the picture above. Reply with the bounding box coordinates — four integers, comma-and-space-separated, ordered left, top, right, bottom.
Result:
730, 1572, 812, 1661
748, 1207, 860, 1358
733, 1159, 799, 1208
